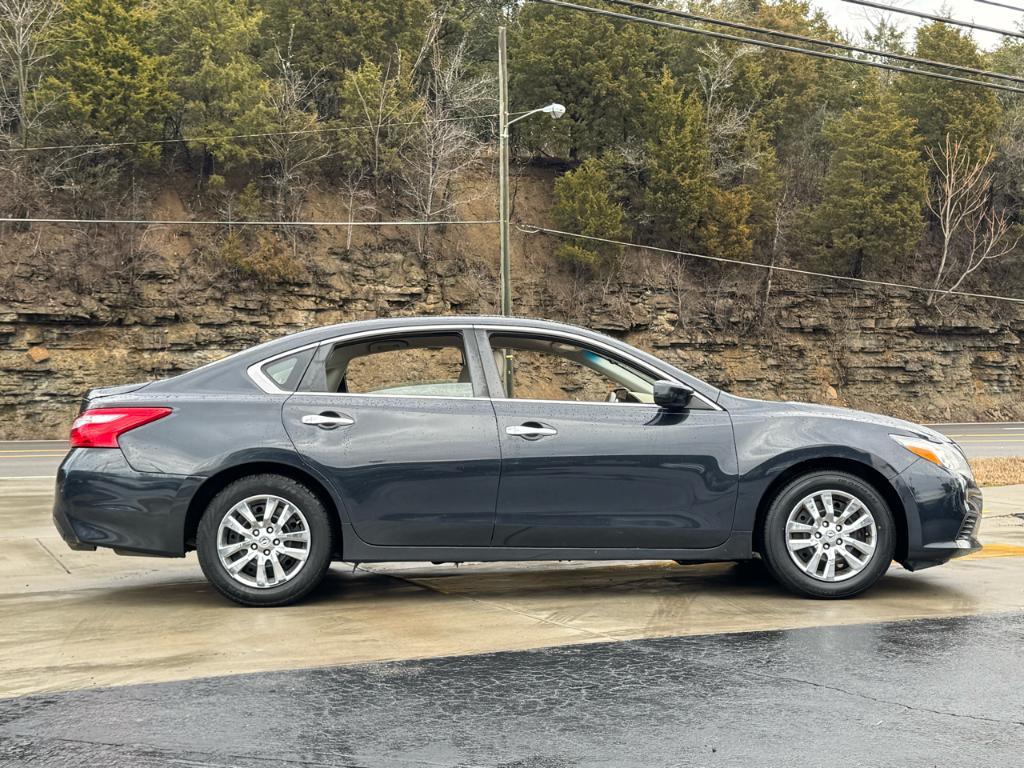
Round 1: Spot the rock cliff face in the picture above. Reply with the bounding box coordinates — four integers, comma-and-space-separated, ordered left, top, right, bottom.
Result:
3, 190, 1023, 439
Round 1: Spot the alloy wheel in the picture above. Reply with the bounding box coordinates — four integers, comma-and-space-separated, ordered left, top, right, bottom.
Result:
784, 490, 878, 582
216, 494, 311, 589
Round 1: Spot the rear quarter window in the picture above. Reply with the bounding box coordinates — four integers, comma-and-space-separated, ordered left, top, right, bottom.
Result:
261, 348, 315, 391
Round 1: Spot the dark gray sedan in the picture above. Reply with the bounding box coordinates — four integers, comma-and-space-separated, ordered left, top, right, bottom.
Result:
53, 316, 982, 606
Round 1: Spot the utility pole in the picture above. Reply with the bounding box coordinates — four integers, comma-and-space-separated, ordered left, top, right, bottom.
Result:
496, 25, 565, 396
498, 26, 512, 320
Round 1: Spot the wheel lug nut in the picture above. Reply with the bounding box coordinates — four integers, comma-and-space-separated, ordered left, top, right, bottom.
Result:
822, 521, 829, 527
836, 525, 842, 532
267, 526, 274, 533
250, 543, 257, 550
263, 549, 270, 555
837, 538, 843, 544
815, 532, 822, 538
824, 544, 830, 550
273, 539, 280, 546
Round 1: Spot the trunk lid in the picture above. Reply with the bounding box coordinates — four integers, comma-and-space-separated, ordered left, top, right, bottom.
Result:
79, 382, 151, 413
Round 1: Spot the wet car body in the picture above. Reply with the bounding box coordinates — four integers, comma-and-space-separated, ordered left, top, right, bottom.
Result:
52, 315, 982, 604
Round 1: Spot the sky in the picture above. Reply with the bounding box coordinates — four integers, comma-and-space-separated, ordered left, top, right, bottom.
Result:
809, 0, 1024, 49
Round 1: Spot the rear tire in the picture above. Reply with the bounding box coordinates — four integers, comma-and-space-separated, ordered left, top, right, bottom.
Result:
760, 471, 895, 599
196, 474, 333, 607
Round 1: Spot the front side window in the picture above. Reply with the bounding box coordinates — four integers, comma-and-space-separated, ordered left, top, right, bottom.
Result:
488, 334, 656, 403
312, 333, 474, 398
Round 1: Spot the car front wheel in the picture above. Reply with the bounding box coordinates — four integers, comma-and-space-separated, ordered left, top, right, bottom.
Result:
196, 474, 333, 607
761, 471, 895, 599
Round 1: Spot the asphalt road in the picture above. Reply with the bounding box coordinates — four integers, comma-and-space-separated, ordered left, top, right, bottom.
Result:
929, 421, 1024, 458
0, 440, 66, 478
0, 421, 1020, 481
2, 611, 1022, 768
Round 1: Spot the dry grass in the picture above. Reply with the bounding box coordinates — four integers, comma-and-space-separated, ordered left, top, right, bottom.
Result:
970, 457, 1024, 487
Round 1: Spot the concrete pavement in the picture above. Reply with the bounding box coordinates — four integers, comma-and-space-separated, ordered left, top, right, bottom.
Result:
2, 476, 1024, 700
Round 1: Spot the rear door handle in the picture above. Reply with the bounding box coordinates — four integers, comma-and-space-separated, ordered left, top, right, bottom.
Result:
301, 412, 354, 429
506, 423, 557, 439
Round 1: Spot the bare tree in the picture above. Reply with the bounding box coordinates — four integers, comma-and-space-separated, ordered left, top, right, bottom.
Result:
339, 164, 374, 251
342, 57, 418, 192
697, 42, 762, 181
398, 37, 492, 250
763, 183, 795, 311
925, 134, 1021, 305
0, 0, 59, 148
262, 45, 332, 221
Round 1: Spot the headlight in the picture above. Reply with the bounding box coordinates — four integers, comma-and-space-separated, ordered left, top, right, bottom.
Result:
891, 434, 972, 479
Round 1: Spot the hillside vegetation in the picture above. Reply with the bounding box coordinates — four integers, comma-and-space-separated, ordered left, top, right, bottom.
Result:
0, 0, 1022, 299
5, 0, 1024, 437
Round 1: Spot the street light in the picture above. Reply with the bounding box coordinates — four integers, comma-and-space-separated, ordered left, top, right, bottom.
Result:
497, 25, 565, 396
497, 26, 565, 322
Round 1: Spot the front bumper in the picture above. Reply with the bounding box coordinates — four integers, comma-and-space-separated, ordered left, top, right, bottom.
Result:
53, 448, 200, 556
896, 459, 982, 571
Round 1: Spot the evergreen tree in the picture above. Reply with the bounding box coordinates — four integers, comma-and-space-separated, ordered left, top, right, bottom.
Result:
256, 0, 431, 116
42, 0, 171, 148
552, 156, 628, 271
901, 22, 1000, 156
639, 71, 711, 251
814, 84, 927, 277
153, 0, 272, 171
510, 2, 663, 159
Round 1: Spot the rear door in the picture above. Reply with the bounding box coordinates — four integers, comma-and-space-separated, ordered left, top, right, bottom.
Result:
282, 328, 501, 547
479, 328, 738, 550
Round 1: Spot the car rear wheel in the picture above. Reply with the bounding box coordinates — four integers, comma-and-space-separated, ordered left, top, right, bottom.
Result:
196, 474, 333, 607
760, 471, 895, 599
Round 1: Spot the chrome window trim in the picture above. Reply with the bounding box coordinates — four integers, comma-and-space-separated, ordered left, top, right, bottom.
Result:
245, 321, 722, 411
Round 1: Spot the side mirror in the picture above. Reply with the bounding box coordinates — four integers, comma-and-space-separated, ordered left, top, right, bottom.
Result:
653, 380, 694, 409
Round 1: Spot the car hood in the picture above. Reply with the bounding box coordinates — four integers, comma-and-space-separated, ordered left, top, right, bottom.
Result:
720, 394, 952, 443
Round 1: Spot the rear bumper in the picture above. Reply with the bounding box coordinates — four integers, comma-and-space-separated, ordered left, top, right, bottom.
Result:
896, 460, 983, 571
53, 448, 200, 557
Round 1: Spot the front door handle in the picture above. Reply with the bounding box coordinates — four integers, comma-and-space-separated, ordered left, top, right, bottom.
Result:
506, 423, 557, 439
301, 412, 355, 429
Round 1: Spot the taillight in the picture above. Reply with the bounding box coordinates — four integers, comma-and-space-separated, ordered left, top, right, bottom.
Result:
69, 407, 172, 448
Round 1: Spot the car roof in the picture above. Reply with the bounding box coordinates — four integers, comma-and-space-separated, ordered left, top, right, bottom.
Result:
164, 315, 722, 402
242, 315, 620, 356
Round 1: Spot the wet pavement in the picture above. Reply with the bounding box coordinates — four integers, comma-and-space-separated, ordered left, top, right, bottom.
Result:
1, 612, 1022, 767
2, 476, 1024, 766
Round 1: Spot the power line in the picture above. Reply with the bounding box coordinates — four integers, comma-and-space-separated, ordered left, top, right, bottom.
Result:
975, 0, 1024, 12
519, 224, 1024, 305
605, 0, 1024, 85
530, 0, 1024, 95
841, 0, 1024, 40
0, 216, 499, 227
0, 113, 502, 155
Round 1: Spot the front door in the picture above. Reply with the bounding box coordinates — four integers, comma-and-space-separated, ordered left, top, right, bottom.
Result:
283, 329, 500, 546
481, 330, 737, 549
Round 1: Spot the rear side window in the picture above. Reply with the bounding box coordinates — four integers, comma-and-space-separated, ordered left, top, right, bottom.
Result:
261, 348, 314, 391
306, 332, 476, 397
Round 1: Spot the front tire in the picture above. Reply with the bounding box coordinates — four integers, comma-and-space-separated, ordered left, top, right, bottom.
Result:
760, 471, 895, 599
196, 474, 333, 607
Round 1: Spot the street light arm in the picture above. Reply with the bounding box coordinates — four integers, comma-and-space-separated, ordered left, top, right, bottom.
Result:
506, 107, 548, 128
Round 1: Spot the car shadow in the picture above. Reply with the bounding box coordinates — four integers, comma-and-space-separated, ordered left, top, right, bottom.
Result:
74, 559, 971, 611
